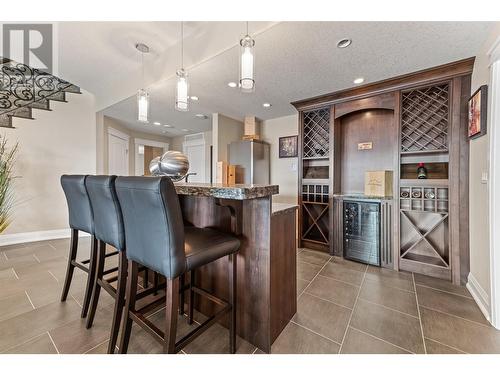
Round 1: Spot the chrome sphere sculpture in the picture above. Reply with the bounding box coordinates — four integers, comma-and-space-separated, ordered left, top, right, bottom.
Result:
149, 151, 189, 182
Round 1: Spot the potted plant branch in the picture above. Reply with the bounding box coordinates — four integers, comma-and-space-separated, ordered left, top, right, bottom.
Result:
0, 135, 18, 233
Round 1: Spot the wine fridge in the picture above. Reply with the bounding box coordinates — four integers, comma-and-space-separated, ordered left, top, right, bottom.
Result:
343, 200, 381, 266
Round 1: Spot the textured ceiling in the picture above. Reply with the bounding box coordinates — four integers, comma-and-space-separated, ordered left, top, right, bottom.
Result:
93, 22, 493, 137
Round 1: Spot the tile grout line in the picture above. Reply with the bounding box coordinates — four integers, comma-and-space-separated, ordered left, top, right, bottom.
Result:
297, 256, 332, 299
290, 321, 342, 347
70, 293, 83, 308
47, 331, 60, 354
11, 267, 19, 280
24, 290, 36, 310
418, 304, 494, 329
3, 252, 8, 261
48, 270, 59, 282
423, 337, 468, 354
412, 273, 427, 354
415, 283, 474, 300
302, 291, 353, 311
348, 326, 414, 354
0, 332, 47, 354
83, 339, 109, 354
32, 254, 41, 263
356, 297, 420, 319
313, 272, 363, 289
339, 263, 368, 353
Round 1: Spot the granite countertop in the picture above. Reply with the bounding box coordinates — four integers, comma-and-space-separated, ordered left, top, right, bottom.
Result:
333, 193, 393, 201
272, 203, 298, 215
174, 182, 279, 200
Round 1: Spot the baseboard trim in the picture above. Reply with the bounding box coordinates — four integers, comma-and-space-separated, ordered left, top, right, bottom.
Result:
467, 272, 491, 323
0, 228, 88, 246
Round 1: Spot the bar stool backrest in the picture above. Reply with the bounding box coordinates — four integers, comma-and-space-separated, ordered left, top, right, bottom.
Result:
85, 175, 125, 251
115, 176, 186, 279
61, 175, 94, 234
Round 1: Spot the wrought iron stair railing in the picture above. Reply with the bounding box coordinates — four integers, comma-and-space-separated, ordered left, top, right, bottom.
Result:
0, 57, 81, 128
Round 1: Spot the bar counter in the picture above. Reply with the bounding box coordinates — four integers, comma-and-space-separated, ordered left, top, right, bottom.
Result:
174, 182, 297, 353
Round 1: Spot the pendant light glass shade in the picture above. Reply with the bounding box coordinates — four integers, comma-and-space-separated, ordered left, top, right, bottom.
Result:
175, 69, 189, 112
137, 88, 149, 123
239, 34, 255, 93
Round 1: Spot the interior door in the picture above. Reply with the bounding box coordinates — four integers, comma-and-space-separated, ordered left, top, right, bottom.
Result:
108, 132, 129, 176
183, 143, 205, 182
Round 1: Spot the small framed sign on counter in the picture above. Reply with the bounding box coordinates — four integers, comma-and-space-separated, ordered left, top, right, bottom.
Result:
358, 142, 373, 150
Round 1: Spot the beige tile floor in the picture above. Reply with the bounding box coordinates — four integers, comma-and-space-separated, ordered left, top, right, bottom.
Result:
1, 239, 500, 354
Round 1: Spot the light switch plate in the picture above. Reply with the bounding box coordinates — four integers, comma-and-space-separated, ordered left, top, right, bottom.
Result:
481, 171, 488, 184
291, 161, 297, 172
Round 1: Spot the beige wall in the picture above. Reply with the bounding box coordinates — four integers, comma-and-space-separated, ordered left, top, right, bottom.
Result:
469, 23, 500, 303
261, 114, 299, 204
97, 115, 171, 176
3, 90, 97, 235
212, 113, 244, 182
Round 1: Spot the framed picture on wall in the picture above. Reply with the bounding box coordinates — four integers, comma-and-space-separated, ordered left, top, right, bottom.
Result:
468, 85, 488, 140
279, 135, 298, 158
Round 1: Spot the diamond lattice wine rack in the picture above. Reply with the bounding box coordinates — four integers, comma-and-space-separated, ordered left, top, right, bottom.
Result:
300, 107, 331, 248
401, 83, 449, 154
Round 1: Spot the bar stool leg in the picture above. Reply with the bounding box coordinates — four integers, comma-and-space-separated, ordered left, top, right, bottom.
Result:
164, 277, 179, 353
107, 251, 127, 353
118, 261, 138, 354
81, 235, 98, 318
86, 240, 106, 328
188, 271, 194, 325
179, 274, 185, 315
143, 269, 149, 289
153, 272, 159, 295
228, 253, 237, 354
61, 229, 78, 302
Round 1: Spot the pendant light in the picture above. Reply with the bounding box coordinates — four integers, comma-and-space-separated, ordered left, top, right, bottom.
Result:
175, 21, 189, 112
136, 43, 150, 123
239, 21, 255, 93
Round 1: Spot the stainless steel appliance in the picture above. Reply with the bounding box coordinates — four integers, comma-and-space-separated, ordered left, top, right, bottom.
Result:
343, 199, 381, 266
228, 140, 270, 184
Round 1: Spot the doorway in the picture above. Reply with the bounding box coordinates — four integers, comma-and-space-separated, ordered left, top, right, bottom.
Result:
108, 127, 129, 176
183, 133, 207, 183
134, 138, 169, 176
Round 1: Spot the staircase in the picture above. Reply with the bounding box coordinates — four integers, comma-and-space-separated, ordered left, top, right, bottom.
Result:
0, 57, 81, 128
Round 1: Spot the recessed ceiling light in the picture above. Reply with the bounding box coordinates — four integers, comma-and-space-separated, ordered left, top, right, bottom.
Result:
262, 103, 272, 108
182, 129, 189, 132
353, 77, 364, 84
163, 124, 172, 128
337, 38, 352, 48
190, 96, 199, 101
227, 82, 237, 88
195, 114, 208, 119
153, 121, 161, 126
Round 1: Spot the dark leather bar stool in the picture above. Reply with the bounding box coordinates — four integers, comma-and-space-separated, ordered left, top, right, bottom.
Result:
60, 175, 118, 318
115, 176, 240, 354
84, 175, 126, 353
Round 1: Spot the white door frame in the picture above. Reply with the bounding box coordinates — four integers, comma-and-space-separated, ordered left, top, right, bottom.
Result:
107, 127, 130, 175
183, 133, 207, 182
488, 36, 500, 329
134, 138, 169, 176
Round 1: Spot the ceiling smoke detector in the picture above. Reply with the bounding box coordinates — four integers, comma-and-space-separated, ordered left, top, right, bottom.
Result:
336, 39, 352, 49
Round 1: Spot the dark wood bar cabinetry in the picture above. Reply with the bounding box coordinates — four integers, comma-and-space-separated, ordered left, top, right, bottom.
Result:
292, 58, 473, 285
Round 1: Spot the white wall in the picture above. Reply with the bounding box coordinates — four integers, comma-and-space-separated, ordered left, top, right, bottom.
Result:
468, 23, 500, 318
171, 131, 213, 182
97, 115, 171, 176
261, 114, 299, 204
3, 90, 96, 237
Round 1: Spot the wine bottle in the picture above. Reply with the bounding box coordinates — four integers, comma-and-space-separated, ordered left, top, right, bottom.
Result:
417, 162, 427, 179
